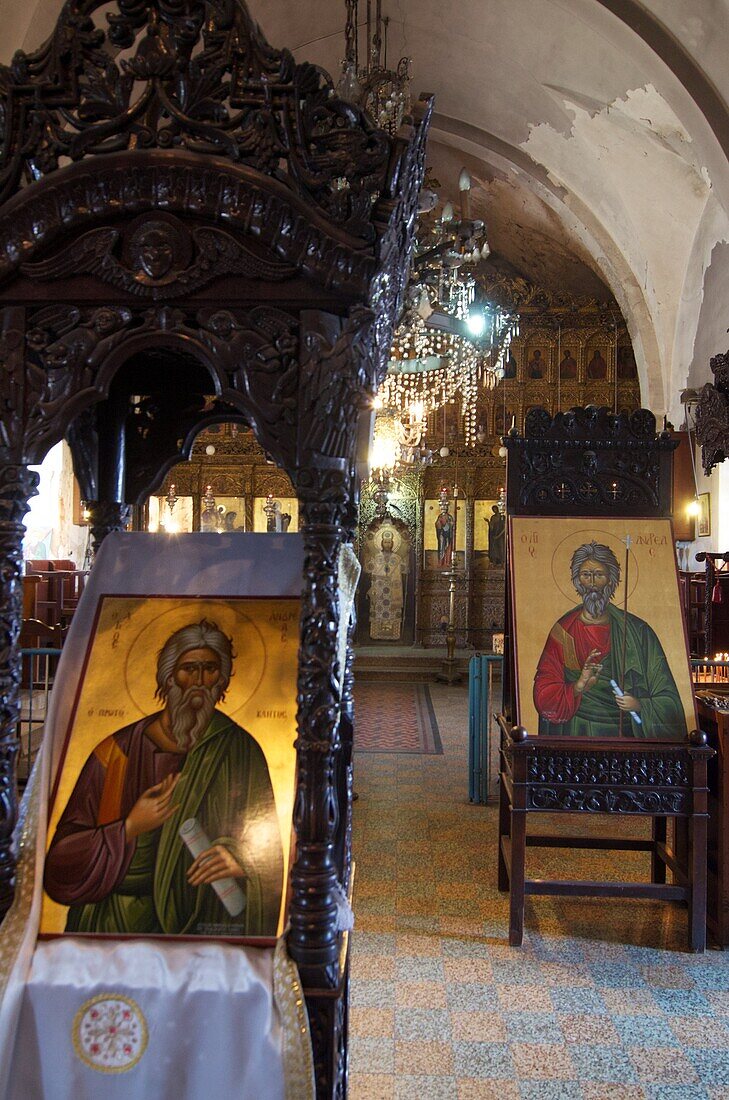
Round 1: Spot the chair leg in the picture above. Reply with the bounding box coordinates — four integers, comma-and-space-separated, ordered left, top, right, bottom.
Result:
689, 813, 708, 953
651, 815, 667, 884
498, 769, 510, 892
509, 808, 526, 946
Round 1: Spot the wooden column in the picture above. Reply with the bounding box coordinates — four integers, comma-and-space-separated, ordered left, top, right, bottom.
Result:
289, 506, 345, 980
86, 502, 132, 555
338, 567, 357, 892
86, 391, 131, 554
0, 464, 39, 917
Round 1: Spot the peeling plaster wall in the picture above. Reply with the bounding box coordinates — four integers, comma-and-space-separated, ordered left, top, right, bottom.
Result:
675, 197, 729, 415
522, 85, 719, 417
644, 0, 729, 100
24, 442, 88, 566
688, 238, 729, 391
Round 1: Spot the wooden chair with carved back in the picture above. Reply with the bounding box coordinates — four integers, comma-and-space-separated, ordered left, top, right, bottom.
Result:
498, 406, 713, 952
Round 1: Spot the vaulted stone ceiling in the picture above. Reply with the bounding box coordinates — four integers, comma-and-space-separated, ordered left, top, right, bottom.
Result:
2, 0, 728, 422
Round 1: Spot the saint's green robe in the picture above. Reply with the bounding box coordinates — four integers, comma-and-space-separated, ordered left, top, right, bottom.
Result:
58, 711, 283, 937
535, 604, 687, 740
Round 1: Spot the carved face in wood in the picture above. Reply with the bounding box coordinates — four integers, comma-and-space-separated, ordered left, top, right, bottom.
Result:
131, 223, 176, 281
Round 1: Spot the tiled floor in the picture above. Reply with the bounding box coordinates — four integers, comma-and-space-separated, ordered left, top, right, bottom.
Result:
349, 683, 729, 1099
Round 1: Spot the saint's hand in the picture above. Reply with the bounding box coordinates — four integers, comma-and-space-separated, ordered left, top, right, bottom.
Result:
187, 844, 245, 887
615, 694, 642, 714
575, 648, 603, 694
124, 772, 180, 840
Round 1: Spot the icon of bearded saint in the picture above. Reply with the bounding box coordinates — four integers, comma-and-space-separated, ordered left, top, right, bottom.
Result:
44, 620, 284, 937
532, 541, 686, 740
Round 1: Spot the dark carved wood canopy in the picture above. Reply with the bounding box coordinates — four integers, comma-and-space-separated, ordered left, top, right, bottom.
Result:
504, 405, 675, 515
695, 349, 729, 474
0, 4, 432, 1095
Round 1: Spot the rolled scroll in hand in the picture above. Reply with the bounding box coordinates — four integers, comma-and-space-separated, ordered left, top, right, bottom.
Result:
609, 679, 643, 726
179, 817, 246, 917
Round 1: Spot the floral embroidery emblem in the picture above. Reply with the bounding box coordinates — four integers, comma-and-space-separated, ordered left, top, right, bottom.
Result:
72, 994, 147, 1073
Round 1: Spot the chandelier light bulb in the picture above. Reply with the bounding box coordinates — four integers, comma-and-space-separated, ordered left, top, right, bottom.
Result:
458, 168, 471, 192
441, 201, 455, 224
687, 499, 701, 518
466, 309, 486, 338
371, 434, 398, 472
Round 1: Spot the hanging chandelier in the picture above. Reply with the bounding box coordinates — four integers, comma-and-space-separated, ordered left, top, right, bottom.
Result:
337, 0, 411, 134
335, 2, 520, 476
375, 171, 520, 455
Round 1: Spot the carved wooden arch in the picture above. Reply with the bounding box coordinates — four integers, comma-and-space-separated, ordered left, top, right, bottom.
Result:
23, 304, 301, 479
0, 6, 432, 1094
0, 152, 377, 299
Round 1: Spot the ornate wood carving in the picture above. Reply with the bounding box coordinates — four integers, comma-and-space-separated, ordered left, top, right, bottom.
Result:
86, 500, 132, 555
523, 747, 689, 787
338, 597, 356, 892
505, 406, 676, 515
306, 981, 347, 1100
513, 744, 694, 814
21, 215, 297, 299
528, 785, 687, 814
0, 308, 28, 465
288, 313, 366, 976
0, 154, 377, 297
22, 302, 302, 478
290, 511, 345, 980
695, 349, 729, 474
0, 1, 392, 238
0, 465, 38, 912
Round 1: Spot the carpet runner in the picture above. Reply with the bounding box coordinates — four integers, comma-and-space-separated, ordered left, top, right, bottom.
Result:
352, 681, 443, 754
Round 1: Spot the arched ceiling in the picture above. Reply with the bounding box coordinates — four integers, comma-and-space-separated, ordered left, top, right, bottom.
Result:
2, 0, 729, 420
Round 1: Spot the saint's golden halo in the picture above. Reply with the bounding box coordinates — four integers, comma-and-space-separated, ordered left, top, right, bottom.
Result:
549, 527, 640, 605
367, 522, 404, 554
123, 598, 267, 719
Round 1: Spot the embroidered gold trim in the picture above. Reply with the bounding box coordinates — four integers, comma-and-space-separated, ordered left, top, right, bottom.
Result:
337, 545, 361, 684
0, 754, 42, 1005
274, 937, 315, 1100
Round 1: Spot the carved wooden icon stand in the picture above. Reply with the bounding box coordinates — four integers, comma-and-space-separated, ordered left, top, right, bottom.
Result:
0, 4, 432, 1095
498, 407, 713, 952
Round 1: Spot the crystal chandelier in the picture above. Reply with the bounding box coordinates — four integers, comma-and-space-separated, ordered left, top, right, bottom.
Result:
337, 0, 411, 134
376, 172, 520, 451
336, 0, 521, 476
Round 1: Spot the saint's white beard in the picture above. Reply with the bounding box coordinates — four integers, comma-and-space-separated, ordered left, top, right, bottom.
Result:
575, 580, 616, 618
165, 682, 221, 750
